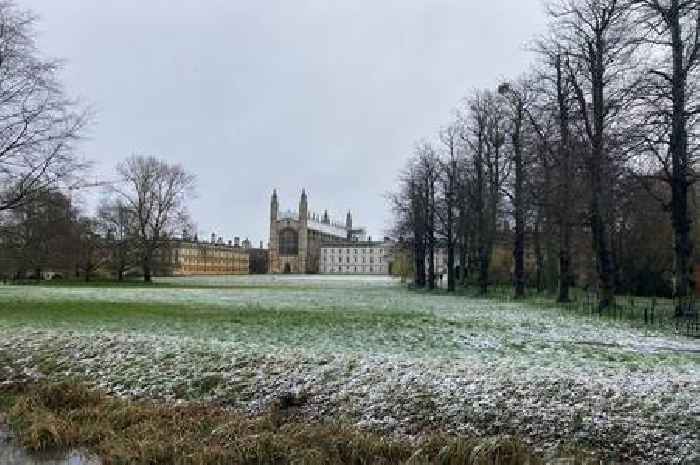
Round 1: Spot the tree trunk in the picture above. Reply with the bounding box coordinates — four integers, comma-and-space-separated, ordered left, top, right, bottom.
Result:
446, 161, 456, 292
555, 54, 573, 303
668, 1, 694, 314
143, 253, 152, 283
427, 182, 436, 290
459, 237, 468, 285
534, 210, 545, 293
589, 37, 616, 311
457, 210, 467, 285
513, 105, 526, 299
427, 234, 435, 290
414, 238, 425, 288
478, 243, 489, 295
476, 145, 488, 295
447, 234, 455, 292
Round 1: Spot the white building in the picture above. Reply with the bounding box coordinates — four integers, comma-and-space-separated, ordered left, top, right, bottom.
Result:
320, 240, 392, 274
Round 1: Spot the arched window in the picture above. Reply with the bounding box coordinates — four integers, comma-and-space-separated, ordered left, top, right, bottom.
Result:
279, 228, 299, 256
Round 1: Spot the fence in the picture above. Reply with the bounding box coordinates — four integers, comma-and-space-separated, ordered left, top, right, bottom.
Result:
464, 285, 700, 338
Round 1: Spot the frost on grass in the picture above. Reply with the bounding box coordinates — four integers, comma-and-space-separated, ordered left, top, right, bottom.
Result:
0, 277, 698, 464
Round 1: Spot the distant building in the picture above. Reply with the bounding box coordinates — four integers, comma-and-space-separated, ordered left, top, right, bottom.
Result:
248, 246, 269, 274
269, 189, 359, 273
165, 239, 249, 276
319, 239, 392, 274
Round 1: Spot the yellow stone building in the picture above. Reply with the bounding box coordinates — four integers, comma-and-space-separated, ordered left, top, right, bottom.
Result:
168, 240, 249, 276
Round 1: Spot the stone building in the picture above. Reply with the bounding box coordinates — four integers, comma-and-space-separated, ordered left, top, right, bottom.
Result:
166, 239, 250, 276
320, 240, 392, 274
248, 244, 269, 274
269, 189, 354, 273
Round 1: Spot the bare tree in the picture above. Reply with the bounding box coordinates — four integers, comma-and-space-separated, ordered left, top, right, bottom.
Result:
461, 91, 508, 295
499, 79, 534, 299
438, 124, 461, 292
0, 1, 89, 212
549, 0, 639, 310
97, 198, 136, 280
523, 85, 561, 295
553, 52, 576, 302
632, 0, 700, 312
75, 217, 107, 282
415, 143, 440, 290
0, 189, 78, 278
114, 155, 195, 282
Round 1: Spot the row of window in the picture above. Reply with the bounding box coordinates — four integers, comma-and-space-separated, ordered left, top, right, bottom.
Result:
180, 257, 248, 264
322, 248, 384, 255
177, 250, 247, 258
322, 256, 382, 264
320, 266, 385, 273
179, 266, 248, 272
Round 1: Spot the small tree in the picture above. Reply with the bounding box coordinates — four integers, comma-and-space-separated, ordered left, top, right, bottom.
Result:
114, 155, 195, 282
75, 217, 107, 282
97, 198, 136, 280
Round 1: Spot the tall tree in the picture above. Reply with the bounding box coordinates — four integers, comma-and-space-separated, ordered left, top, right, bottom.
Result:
114, 155, 195, 282
553, 53, 575, 302
0, 1, 88, 212
549, 0, 639, 310
462, 91, 508, 295
498, 80, 532, 298
633, 0, 700, 312
416, 143, 439, 290
438, 124, 461, 292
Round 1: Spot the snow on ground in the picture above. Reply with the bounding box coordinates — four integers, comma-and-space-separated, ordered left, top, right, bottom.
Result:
0, 276, 697, 463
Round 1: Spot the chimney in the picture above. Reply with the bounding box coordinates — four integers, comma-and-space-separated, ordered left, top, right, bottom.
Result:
234, 237, 240, 247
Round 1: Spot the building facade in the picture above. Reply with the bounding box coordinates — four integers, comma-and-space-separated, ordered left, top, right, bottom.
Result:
167, 240, 250, 276
269, 189, 357, 273
319, 240, 391, 274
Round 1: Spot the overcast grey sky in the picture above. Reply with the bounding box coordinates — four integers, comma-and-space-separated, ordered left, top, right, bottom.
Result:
23, 0, 546, 245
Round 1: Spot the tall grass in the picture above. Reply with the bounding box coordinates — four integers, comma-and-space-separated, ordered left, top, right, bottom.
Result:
2, 381, 604, 465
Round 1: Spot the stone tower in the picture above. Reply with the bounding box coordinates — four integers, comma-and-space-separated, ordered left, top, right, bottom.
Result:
269, 189, 279, 272
346, 211, 353, 239
270, 189, 278, 221
298, 189, 308, 272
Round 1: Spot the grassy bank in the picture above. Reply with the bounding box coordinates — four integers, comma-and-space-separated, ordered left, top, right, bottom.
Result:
0, 381, 597, 465
0, 276, 697, 463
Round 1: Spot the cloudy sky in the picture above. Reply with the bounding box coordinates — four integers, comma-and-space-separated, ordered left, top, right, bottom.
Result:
23, 0, 546, 245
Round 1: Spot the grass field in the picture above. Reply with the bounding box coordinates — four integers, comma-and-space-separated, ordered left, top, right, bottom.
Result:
0, 275, 698, 463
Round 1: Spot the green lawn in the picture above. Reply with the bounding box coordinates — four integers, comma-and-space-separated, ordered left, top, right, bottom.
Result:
0, 275, 697, 463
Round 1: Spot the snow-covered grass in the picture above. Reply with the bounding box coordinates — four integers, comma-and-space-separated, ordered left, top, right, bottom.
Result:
0, 276, 697, 463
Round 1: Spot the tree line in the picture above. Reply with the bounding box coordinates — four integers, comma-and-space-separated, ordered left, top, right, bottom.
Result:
390, 0, 699, 313
0, 1, 196, 283
0, 155, 195, 283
